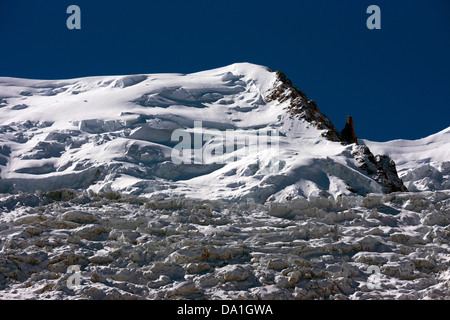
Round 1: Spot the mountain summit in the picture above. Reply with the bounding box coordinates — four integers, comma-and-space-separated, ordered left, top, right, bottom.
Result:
0, 63, 407, 202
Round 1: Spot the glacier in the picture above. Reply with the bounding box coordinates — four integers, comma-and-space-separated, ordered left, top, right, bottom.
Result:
0, 63, 448, 300
0, 63, 406, 201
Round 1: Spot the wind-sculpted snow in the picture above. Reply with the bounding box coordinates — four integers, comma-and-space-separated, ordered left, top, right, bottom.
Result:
0, 190, 448, 299
0, 63, 409, 201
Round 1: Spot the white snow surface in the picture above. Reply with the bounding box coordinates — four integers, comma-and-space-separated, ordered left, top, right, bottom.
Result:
362, 127, 450, 192
1, 63, 392, 201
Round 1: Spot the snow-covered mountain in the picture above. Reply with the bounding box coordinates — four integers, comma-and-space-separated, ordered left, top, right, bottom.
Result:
362, 127, 450, 192
1, 63, 449, 300
0, 63, 408, 202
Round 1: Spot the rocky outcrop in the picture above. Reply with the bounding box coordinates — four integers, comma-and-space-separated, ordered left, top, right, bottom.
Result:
352, 144, 408, 193
373, 154, 409, 193
266, 70, 407, 194
265, 71, 341, 142
340, 116, 358, 145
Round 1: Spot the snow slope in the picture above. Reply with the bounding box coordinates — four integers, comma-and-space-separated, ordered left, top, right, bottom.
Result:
362, 127, 450, 192
0, 64, 448, 301
0, 63, 405, 202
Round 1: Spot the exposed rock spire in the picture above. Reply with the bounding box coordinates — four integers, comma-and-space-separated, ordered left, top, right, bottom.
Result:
340, 115, 358, 145
266, 70, 407, 194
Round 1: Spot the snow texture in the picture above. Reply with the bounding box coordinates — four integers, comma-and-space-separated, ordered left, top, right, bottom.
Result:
0, 190, 448, 300
0, 63, 409, 201
0, 63, 448, 300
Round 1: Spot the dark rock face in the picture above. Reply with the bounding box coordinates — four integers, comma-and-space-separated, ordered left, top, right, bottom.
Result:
373, 154, 409, 193
266, 70, 407, 194
265, 71, 341, 142
352, 144, 408, 193
340, 116, 358, 145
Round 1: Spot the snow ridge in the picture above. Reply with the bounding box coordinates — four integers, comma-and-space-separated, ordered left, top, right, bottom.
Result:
0, 63, 411, 201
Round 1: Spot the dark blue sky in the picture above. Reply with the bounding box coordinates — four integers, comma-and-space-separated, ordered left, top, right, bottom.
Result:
1, 0, 449, 141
